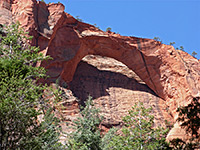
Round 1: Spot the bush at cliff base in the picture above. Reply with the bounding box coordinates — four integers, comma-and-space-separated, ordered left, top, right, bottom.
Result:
67, 97, 170, 150
0, 23, 65, 150
104, 102, 170, 150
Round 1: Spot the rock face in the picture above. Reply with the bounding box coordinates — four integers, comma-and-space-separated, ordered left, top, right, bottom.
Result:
73, 56, 173, 130
1, 0, 200, 141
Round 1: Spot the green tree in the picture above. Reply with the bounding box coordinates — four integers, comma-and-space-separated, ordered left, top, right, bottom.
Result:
154, 37, 162, 44
106, 102, 170, 150
67, 96, 103, 150
177, 97, 200, 138
100, 128, 118, 150
169, 42, 175, 46
179, 46, 184, 51
171, 97, 200, 149
175, 46, 185, 51
67, 98, 171, 150
76, 16, 83, 22
191, 51, 197, 58
106, 27, 112, 32
0, 23, 65, 149
94, 24, 100, 29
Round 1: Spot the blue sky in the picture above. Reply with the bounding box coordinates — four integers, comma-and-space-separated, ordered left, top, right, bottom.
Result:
45, 0, 200, 59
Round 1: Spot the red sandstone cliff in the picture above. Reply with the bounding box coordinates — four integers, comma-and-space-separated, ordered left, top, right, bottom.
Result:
0, 0, 200, 141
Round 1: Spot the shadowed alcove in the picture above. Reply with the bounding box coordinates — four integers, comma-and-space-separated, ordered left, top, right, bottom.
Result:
68, 55, 170, 127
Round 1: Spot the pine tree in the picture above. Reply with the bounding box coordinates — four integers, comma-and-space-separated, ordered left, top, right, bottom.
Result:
67, 96, 103, 150
0, 23, 65, 149
106, 102, 170, 150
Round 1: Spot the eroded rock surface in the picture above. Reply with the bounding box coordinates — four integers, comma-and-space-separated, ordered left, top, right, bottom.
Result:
1, 0, 200, 141
70, 55, 172, 129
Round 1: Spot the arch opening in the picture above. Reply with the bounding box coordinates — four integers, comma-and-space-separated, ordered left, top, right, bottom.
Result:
68, 54, 170, 128
69, 55, 157, 101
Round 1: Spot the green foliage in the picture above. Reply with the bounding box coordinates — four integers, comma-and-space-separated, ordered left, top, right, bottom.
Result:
175, 46, 185, 51
106, 27, 112, 32
94, 24, 100, 29
179, 46, 184, 51
67, 97, 120, 150
34, 107, 65, 150
76, 16, 83, 22
154, 37, 162, 44
100, 128, 118, 150
67, 99, 172, 150
0, 23, 65, 149
177, 97, 200, 138
191, 51, 197, 58
67, 96, 103, 150
106, 102, 170, 150
172, 97, 200, 149
169, 42, 176, 46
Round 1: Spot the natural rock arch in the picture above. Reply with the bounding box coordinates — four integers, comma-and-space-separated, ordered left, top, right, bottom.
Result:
42, 13, 200, 113
1, 0, 200, 141
69, 54, 160, 102
41, 13, 200, 141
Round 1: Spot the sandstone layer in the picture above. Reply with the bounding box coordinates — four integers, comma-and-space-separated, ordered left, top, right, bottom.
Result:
1, 0, 200, 141
72, 55, 172, 128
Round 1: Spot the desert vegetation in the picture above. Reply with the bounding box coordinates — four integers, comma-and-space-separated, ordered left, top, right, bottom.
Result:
0, 23, 199, 150
0, 23, 65, 150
